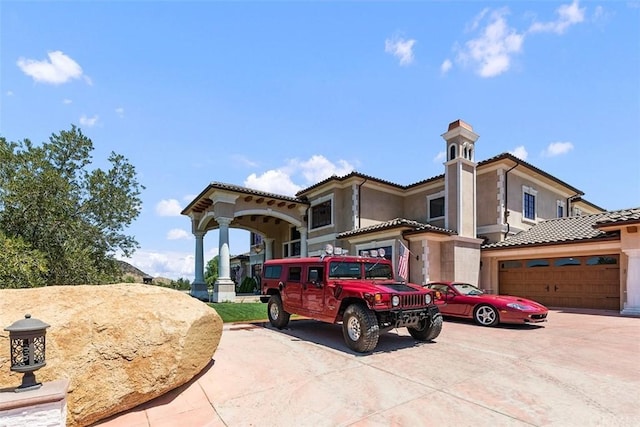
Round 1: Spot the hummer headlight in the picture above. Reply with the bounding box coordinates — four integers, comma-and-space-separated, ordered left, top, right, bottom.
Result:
425, 293, 432, 304
391, 295, 400, 307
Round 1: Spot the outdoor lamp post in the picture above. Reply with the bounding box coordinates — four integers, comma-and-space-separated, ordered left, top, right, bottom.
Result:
4, 314, 50, 392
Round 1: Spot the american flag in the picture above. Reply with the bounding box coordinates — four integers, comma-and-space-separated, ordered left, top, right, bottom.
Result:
397, 241, 410, 281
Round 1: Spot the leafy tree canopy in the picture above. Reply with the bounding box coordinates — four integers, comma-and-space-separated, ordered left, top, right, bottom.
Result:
0, 126, 144, 287
204, 256, 219, 286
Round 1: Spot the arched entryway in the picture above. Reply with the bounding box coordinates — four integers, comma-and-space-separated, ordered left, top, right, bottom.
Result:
181, 183, 309, 302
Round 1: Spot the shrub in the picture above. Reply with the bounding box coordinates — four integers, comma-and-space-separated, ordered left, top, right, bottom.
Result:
237, 276, 257, 293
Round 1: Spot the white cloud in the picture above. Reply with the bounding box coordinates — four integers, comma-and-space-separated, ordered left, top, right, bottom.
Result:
167, 228, 191, 240
244, 169, 301, 196
244, 155, 355, 197
433, 151, 446, 162
511, 145, 529, 160
543, 141, 574, 157
118, 249, 215, 281
231, 154, 259, 168
440, 59, 453, 74
295, 155, 354, 183
115, 107, 124, 118
457, 8, 524, 78
156, 199, 182, 216
63, 99, 72, 105
529, 0, 585, 35
79, 114, 99, 127
385, 36, 416, 66
17, 51, 90, 85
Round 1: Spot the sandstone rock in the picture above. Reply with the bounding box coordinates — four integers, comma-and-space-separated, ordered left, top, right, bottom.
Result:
0, 284, 223, 427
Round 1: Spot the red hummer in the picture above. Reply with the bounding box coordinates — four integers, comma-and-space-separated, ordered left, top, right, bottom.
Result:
260, 245, 442, 353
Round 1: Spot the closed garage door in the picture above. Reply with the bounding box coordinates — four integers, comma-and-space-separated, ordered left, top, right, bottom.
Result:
499, 255, 619, 310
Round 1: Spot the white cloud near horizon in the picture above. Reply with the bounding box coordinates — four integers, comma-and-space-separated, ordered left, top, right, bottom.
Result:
529, 0, 585, 34
115, 107, 124, 118
156, 199, 182, 216
543, 141, 574, 157
17, 51, 91, 85
79, 115, 98, 127
118, 249, 209, 281
384, 36, 416, 66
244, 155, 355, 196
167, 228, 191, 240
63, 99, 72, 105
433, 151, 446, 162
511, 145, 529, 160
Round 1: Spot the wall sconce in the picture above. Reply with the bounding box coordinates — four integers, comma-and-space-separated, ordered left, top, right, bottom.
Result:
4, 314, 50, 392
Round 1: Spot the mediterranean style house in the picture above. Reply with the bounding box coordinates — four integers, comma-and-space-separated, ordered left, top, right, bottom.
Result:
181, 119, 640, 315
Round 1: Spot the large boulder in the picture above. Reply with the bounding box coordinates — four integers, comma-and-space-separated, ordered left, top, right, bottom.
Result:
0, 284, 222, 427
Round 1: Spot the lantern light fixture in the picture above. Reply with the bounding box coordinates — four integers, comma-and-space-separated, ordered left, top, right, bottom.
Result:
4, 314, 50, 392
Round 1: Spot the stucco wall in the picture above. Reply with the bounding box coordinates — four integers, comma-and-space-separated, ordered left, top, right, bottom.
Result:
454, 240, 481, 285
460, 162, 476, 237
477, 169, 499, 227
446, 166, 459, 232
505, 172, 569, 232
403, 185, 444, 223
359, 186, 404, 227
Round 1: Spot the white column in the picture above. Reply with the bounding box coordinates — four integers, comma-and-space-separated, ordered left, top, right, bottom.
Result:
264, 238, 274, 261
194, 232, 205, 284
298, 226, 308, 257
212, 216, 236, 302
190, 231, 209, 301
622, 248, 640, 316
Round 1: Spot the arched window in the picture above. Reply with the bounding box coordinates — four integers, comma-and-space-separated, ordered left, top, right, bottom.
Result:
468, 147, 473, 160
449, 144, 456, 160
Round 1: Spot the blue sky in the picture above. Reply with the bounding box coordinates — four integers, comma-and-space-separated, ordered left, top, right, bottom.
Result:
1, 1, 639, 281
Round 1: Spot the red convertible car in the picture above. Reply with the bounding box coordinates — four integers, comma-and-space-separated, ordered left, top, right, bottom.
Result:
425, 282, 548, 327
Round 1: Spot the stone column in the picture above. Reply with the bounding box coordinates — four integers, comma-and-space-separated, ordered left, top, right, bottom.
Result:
264, 238, 274, 261
298, 226, 308, 257
190, 231, 209, 301
212, 217, 236, 302
622, 248, 640, 316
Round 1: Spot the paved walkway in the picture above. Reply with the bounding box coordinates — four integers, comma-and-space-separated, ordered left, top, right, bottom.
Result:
95, 309, 640, 427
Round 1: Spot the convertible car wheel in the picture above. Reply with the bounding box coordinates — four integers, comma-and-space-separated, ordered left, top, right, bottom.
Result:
474, 304, 499, 327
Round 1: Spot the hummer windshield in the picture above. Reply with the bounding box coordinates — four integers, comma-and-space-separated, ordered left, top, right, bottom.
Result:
328, 261, 393, 280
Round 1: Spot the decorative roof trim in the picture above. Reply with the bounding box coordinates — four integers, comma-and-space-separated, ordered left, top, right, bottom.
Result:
482, 207, 640, 250
181, 182, 307, 215
337, 218, 455, 239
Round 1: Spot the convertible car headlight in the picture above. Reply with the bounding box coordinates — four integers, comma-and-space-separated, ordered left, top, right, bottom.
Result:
392, 295, 400, 307
425, 293, 432, 304
506, 302, 531, 310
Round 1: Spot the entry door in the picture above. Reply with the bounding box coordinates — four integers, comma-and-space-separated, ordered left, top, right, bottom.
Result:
282, 266, 303, 309
303, 265, 325, 313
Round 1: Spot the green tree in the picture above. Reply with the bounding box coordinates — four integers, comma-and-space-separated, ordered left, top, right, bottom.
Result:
171, 277, 191, 290
0, 126, 144, 287
204, 256, 219, 286
0, 231, 48, 288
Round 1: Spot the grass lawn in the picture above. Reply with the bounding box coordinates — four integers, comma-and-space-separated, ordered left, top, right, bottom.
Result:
208, 302, 269, 323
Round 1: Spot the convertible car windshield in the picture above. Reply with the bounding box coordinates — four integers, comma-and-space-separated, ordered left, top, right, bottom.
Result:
453, 283, 484, 296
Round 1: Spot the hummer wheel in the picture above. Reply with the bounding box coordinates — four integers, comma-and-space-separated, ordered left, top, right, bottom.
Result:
268, 294, 290, 329
342, 304, 379, 353
408, 313, 443, 341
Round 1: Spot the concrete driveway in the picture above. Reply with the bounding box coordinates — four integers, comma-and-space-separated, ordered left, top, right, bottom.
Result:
96, 309, 639, 427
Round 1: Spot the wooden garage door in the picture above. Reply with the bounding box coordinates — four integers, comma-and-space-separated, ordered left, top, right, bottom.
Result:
499, 255, 619, 310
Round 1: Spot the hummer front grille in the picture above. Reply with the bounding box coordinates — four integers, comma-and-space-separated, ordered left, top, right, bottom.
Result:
401, 293, 426, 308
